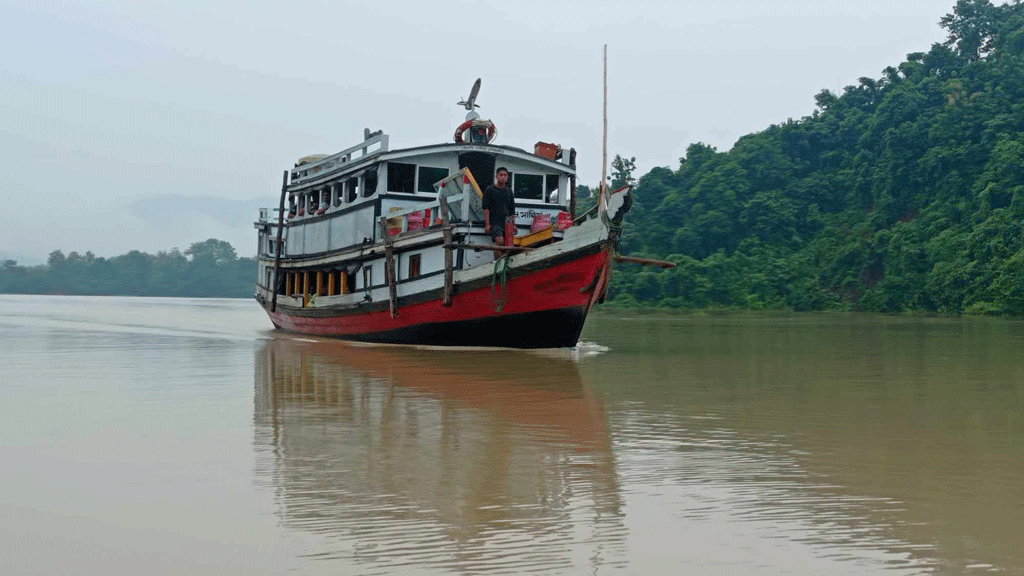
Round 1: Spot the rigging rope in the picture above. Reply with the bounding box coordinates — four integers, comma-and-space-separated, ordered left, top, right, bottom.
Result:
490, 255, 511, 312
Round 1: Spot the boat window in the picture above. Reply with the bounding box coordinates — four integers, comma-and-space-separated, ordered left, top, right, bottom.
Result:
417, 167, 449, 193
458, 152, 495, 190
328, 270, 339, 295
514, 174, 544, 200
387, 162, 416, 193
408, 254, 421, 279
363, 168, 378, 197
345, 177, 358, 203
332, 183, 342, 207
546, 175, 560, 202
363, 265, 373, 289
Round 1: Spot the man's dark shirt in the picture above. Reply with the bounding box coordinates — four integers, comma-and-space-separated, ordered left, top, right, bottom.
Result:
482, 184, 516, 234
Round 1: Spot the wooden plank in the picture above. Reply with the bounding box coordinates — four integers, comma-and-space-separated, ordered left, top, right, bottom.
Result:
328, 270, 335, 295
614, 255, 677, 269
444, 243, 534, 252
516, 226, 553, 248
270, 170, 288, 313
380, 216, 398, 318
441, 199, 454, 307
386, 244, 397, 318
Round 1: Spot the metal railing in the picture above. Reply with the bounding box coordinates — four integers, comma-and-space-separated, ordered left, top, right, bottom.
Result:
290, 133, 389, 183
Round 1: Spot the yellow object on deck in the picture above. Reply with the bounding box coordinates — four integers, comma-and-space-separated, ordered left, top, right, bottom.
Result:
515, 226, 554, 248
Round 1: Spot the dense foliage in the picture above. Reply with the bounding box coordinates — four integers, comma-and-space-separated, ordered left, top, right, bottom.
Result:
607, 0, 1024, 316
0, 239, 256, 298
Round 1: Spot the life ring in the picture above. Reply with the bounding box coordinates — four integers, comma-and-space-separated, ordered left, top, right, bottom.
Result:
454, 120, 496, 144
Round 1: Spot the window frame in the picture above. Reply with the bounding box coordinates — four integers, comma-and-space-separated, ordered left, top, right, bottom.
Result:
387, 162, 416, 193
512, 173, 544, 200
407, 254, 421, 279
417, 166, 450, 193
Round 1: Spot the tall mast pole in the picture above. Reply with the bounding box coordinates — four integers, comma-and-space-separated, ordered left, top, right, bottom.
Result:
601, 44, 609, 213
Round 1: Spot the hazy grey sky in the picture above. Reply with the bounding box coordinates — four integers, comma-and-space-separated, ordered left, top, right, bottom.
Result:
1, 0, 965, 259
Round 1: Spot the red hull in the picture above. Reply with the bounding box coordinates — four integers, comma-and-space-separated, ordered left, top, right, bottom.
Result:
261, 246, 611, 348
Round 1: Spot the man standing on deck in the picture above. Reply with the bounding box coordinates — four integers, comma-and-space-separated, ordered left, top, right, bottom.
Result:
482, 167, 516, 258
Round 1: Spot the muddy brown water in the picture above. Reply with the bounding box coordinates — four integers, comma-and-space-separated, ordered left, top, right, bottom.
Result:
1, 296, 1020, 574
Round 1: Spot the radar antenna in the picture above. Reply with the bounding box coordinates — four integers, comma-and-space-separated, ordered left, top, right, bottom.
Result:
457, 78, 482, 120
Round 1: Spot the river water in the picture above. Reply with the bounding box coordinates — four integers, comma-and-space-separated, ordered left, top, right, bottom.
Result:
1, 295, 1021, 575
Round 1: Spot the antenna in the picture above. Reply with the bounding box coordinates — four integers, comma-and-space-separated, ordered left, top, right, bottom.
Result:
457, 78, 482, 120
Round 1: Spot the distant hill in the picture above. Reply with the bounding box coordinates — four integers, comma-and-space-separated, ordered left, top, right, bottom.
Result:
129, 194, 272, 231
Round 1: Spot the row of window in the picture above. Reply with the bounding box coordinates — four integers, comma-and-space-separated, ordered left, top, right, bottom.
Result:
388, 162, 560, 200
515, 173, 560, 201
274, 255, 423, 300
387, 163, 450, 194
288, 162, 563, 218
279, 269, 357, 298
289, 169, 379, 217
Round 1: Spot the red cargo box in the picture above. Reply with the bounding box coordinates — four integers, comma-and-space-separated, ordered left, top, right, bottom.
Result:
534, 142, 561, 160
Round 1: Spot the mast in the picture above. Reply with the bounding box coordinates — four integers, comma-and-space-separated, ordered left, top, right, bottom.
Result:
600, 44, 609, 214
270, 170, 288, 313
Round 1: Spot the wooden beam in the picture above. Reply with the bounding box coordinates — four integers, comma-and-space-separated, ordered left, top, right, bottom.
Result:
440, 199, 454, 307
328, 270, 335, 296
380, 216, 398, 318
443, 243, 534, 252
614, 255, 677, 269
270, 170, 288, 312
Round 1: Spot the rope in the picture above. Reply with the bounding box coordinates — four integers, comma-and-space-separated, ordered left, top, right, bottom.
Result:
490, 255, 511, 312
600, 205, 624, 232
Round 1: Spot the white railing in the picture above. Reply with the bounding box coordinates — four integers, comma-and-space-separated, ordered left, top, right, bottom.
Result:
291, 133, 389, 183
380, 192, 469, 240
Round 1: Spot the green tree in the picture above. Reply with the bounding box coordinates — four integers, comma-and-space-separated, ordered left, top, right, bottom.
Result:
609, 154, 637, 189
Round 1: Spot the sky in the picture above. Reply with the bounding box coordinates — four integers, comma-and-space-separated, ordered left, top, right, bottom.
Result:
0, 0, 968, 261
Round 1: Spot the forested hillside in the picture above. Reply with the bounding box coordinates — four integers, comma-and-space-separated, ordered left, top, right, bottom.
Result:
608, 0, 1024, 315
0, 239, 256, 298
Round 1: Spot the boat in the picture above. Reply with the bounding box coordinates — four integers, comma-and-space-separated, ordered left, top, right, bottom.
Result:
253, 79, 633, 348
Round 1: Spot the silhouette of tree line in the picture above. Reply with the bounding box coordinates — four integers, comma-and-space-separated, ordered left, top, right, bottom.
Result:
0, 239, 256, 298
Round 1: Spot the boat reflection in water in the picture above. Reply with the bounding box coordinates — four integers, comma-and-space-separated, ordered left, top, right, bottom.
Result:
253, 337, 625, 573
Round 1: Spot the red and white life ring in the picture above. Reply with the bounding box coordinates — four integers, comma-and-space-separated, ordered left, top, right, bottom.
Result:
453, 120, 496, 144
